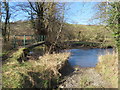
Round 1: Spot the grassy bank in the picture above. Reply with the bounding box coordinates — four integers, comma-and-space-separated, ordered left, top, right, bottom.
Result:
3, 51, 70, 88
96, 51, 118, 88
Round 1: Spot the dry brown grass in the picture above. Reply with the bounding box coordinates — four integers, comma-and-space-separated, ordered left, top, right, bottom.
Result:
31, 52, 71, 76
3, 52, 70, 88
96, 51, 118, 88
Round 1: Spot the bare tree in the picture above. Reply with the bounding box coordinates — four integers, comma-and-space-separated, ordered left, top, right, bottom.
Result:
17, 2, 66, 52
2, 0, 10, 42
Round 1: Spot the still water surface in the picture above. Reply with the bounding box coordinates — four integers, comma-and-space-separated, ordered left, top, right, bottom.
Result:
67, 48, 113, 67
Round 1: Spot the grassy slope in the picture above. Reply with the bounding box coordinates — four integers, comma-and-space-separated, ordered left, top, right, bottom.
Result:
3, 50, 70, 88
65, 24, 115, 47
10, 21, 114, 42
10, 21, 34, 35
75, 24, 114, 42
9, 21, 115, 47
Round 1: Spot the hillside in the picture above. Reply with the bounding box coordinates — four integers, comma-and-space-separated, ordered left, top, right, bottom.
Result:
10, 21, 34, 35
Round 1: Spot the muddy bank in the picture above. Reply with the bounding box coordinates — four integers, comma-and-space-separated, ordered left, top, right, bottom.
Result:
59, 60, 74, 76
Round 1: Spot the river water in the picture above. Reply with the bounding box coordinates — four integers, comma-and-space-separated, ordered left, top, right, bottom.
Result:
67, 48, 113, 67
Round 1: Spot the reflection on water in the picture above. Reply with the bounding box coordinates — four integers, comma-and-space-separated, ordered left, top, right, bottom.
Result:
67, 48, 113, 67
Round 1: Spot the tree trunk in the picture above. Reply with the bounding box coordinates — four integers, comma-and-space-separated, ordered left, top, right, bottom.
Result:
3, 1, 10, 42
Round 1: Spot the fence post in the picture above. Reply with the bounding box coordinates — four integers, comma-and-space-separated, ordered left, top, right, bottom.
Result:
23, 35, 26, 47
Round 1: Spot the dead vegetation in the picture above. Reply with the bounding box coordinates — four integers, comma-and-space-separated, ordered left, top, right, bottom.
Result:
3, 51, 70, 88
96, 51, 118, 88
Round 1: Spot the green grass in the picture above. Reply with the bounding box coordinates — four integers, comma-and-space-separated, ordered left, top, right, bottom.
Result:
0, 51, 9, 57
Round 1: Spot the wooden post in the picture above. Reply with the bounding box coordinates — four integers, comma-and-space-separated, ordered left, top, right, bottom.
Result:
23, 35, 26, 47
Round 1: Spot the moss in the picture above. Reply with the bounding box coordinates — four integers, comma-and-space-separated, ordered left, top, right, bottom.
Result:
9, 48, 25, 61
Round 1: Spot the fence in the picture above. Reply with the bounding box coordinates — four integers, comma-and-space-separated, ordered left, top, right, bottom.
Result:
13, 35, 46, 48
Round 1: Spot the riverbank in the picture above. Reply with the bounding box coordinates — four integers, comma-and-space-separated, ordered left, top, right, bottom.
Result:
3, 51, 71, 88
58, 48, 118, 88
1, 40, 114, 63
96, 51, 118, 88
2, 43, 117, 88
68, 41, 114, 49
59, 67, 112, 88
